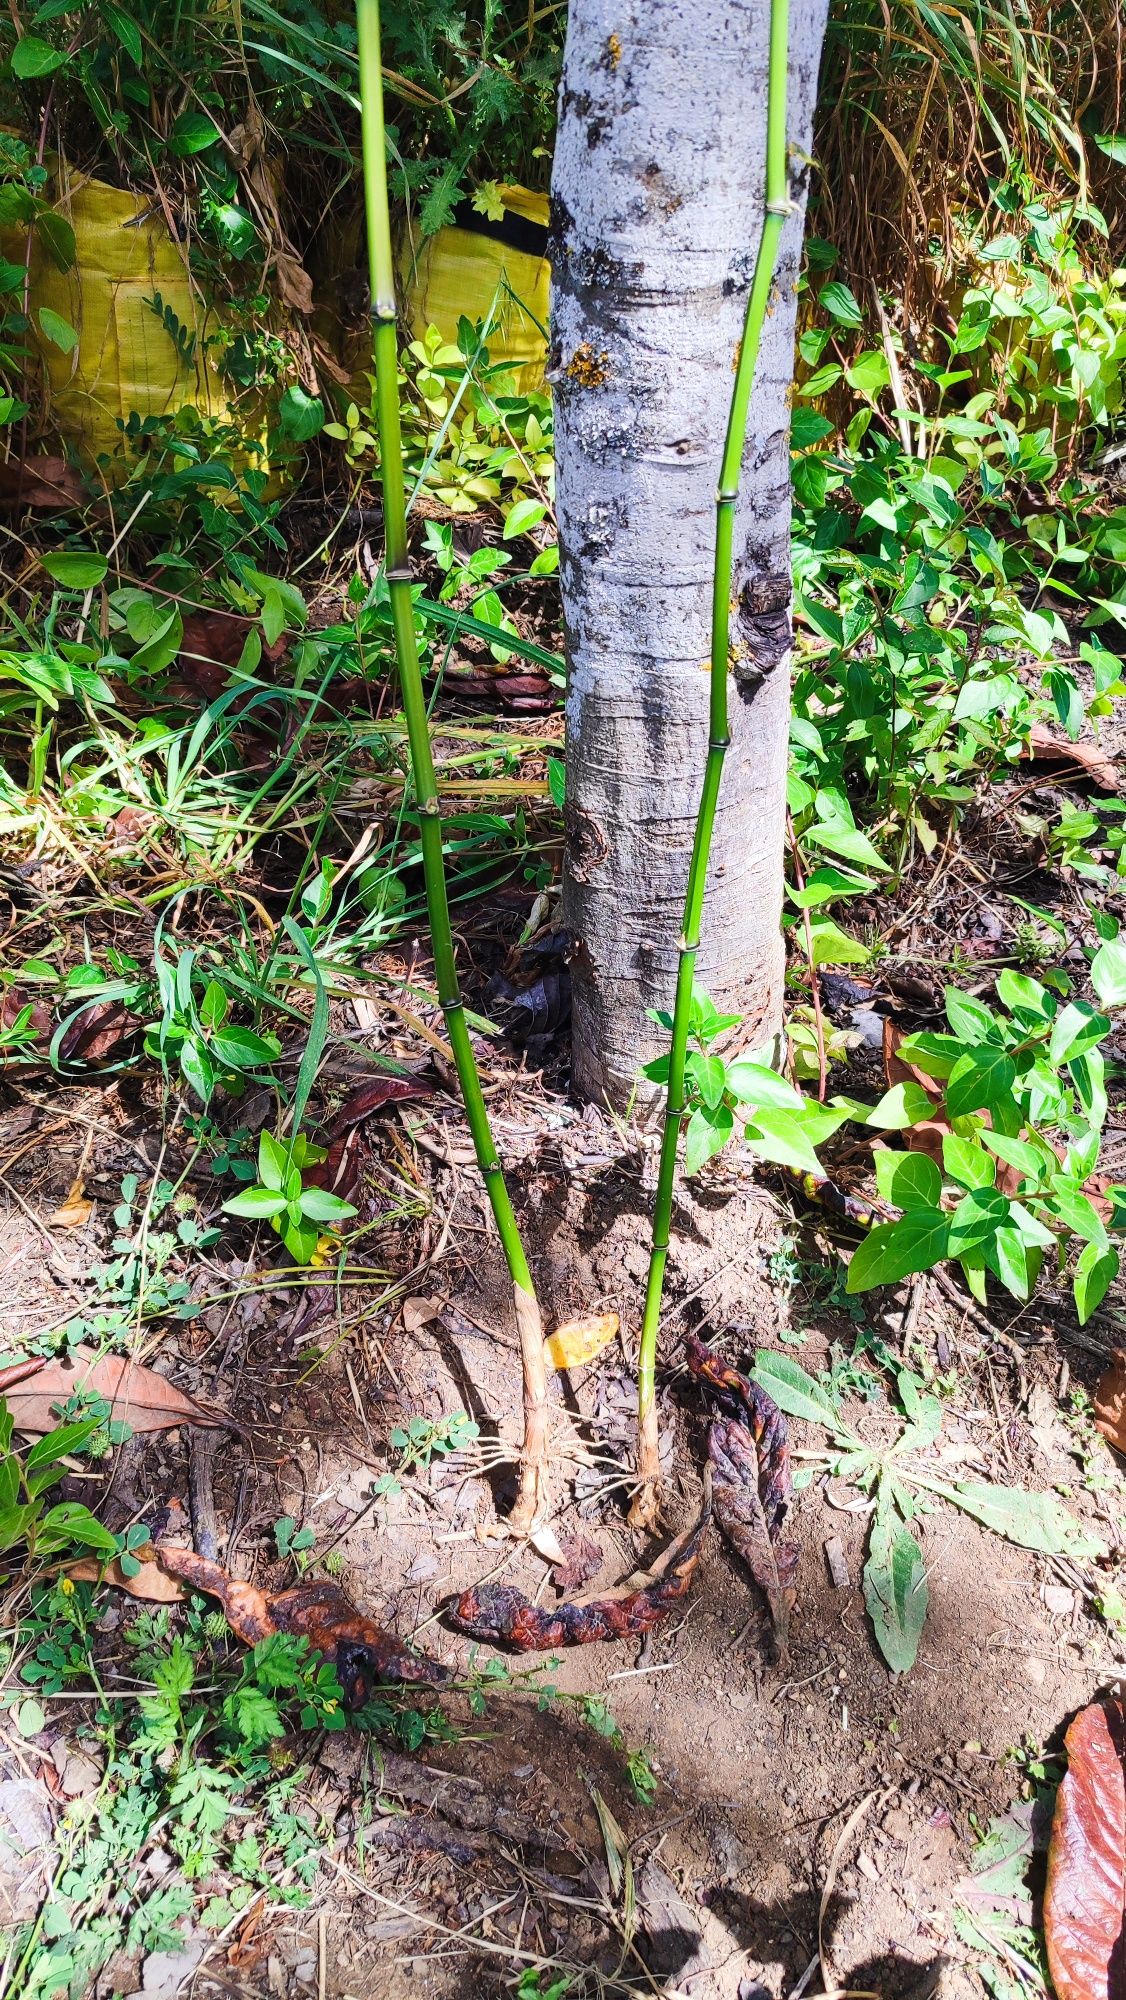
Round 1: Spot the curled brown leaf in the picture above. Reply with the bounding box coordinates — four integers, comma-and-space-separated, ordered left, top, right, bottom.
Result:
1044, 1693, 1126, 2000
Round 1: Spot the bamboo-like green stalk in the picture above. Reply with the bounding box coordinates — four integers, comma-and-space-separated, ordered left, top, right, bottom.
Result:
631, 0, 793, 1527
355, 0, 549, 1532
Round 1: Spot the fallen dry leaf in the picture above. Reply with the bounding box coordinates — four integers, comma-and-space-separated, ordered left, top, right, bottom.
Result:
68, 1548, 185, 1603
4, 1348, 225, 1436
1044, 1693, 1126, 2000
401, 1296, 441, 1333
555, 1532, 604, 1593
1094, 1349, 1126, 1455
0, 455, 86, 510
56, 1000, 140, 1066
50, 1180, 93, 1230
325, 1072, 434, 1138
543, 1312, 619, 1372
1026, 724, 1120, 794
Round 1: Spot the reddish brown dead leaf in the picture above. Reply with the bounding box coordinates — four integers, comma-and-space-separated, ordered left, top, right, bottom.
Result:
1044, 1693, 1126, 2000
0, 455, 86, 510
4, 1348, 225, 1436
325, 1073, 434, 1138
57, 1000, 139, 1065
882, 1019, 943, 1099
1026, 724, 1120, 794
68, 1547, 185, 1602
0, 1356, 47, 1395
1094, 1350, 1126, 1456
555, 1532, 604, 1594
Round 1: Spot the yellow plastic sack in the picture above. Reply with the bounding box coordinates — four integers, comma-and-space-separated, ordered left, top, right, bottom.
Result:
14, 171, 243, 474
400, 184, 550, 394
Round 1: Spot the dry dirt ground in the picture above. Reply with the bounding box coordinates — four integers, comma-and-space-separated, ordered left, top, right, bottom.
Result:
0, 1027, 1123, 2000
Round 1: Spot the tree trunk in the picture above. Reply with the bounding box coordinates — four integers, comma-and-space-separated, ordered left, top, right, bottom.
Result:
553, 0, 828, 1108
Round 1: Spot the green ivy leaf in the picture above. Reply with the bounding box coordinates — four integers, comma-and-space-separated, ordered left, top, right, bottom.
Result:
1075, 1239, 1119, 1324
684, 1102, 733, 1175
846, 1211, 949, 1292
945, 1047, 1016, 1119
42, 550, 108, 589
941, 1133, 995, 1190
11, 35, 68, 77
874, 1150, 942, 1209
818, 280, 864, 328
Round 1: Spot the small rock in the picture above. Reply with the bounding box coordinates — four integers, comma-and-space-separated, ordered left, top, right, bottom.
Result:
856, 1848, 881, 1883
1023, 1656, 1048, 1687
882, 1807, 911, 1841
1042, 1584, 1076, 1618
126, 1933, 206, 2000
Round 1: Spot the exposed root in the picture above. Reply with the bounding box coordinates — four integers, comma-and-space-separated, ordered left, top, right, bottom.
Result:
506, 1281, 550, 1536
629, 1398, 662, 1530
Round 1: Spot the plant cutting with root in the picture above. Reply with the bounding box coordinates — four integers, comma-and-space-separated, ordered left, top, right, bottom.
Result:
355, 0, 548, 1534
631, 0, 794, 1528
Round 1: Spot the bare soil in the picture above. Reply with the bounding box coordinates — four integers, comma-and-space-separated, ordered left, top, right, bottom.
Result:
1, 1029, 1122, 1999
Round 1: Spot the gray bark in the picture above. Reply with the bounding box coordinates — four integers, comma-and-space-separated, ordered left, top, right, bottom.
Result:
552, 0, 829, 1108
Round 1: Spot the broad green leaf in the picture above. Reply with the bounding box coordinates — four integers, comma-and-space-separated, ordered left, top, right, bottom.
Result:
788, 865, 871, 909
35, 210, 75, 272
744, 1107, 823, 1177
178, 1036, 214, 1103
807, 917, 870, 968
258, 1130, 288, 1189
11, 34, 67, 76
752, 1351, 844, 1432
932, 1479, 1106, 1560
209, 1026, 282, 1069
222, 1187, 288, 1218
874, 1150, 942, 1209
684, 1102, 733, 1175
804, 819, 888, 872
846, 1211, 949, 1292
1091, 936, 1126, 1008
103, 1, 143, 64
298, 1187, 358, 1223
39, 1502, 118, 1553
982, 1131, 1050, 1187
996, 969, 1054, 1021
277, 385, 324, 442
503, 496, 548, 539
1049, 1000, 1110, 1067
818, 280, 864, 328
169, 111, 221, 155
724, 1058, 804, 1112
687, 1051, 727, 1110
26, 1420, 100, 1469
948, 1187, 1010, 1255
945, 1048, 1016, 1118
942, 1133, 995, 1190
1044, 1177, 1108, 1247
853, 1081, 936, 1130
42, 551, 108, 589
14, 1698, 45, 1737
863, 1497, 928, 1674
985, 1225, 1039, 1301
944, 990, 997, 1045
37, 307, 77, 353
1075, 1239, 1119, 1324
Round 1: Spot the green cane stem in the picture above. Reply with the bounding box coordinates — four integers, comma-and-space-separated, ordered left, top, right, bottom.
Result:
355, 0, 548, 1530
633, 0, 792, 1522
